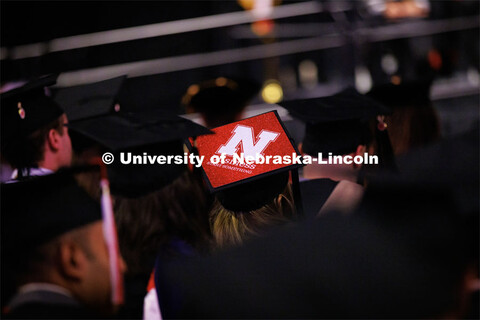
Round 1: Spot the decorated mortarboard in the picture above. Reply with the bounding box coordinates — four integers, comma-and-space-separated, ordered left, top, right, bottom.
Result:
279, 87, 391, 156
190, 111, 303, 212
0, 74, 63, 147
67, 111, 213, 197
53, 75, 126, 122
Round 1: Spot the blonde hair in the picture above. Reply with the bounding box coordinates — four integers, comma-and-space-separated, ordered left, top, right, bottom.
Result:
210, 183, 296, 249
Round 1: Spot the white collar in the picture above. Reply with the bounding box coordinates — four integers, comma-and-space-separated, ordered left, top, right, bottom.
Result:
10, 167, 54, 180
17, 283, 74, 299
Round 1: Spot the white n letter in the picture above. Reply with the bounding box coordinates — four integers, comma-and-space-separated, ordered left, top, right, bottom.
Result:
217, 125, 280, 158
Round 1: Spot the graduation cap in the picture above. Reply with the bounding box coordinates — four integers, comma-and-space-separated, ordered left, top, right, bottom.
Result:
51, 76, 127, 154
67, 111, 212, 197
366, 80, 432, 107
1, 164, 125, 306
53, 75, 126, 122
366, 80, 440, 155
0, 74, 64, 148
1, 166, 103, 251
182, 76, 261, 127
191, 111, 303, 212
280, 87, 391, 156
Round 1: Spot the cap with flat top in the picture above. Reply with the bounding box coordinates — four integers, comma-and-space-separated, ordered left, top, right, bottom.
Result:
191, 111, 302, 212
67, 111, 212, 152
183, 76, 260, 113
182, 76, 261, 127
279, 87, 391, 156
52, 76, 126, 122
1, 165, 103, 251
366, 80, 432, 107
67, 110, 213, 197
0, 74, 63, 149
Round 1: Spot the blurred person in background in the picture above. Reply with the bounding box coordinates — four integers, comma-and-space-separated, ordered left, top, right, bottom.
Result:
151, 176, 477, 319
281, 87, 394, 217
181, 76, 261, 128
367, 80, 441, 156
66, 110, 213, 319
0, 75, 72, 181
1, 167, 126, 319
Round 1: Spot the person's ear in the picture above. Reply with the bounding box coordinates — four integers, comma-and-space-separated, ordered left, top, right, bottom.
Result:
47, 128, 61, 152
298, 143, 304, 155
351, 145, 367, 170
58, 241, 89, 281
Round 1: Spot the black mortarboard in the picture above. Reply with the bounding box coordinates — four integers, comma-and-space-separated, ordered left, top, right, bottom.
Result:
366, 80, 432, 107
0, 74, 64, 149
52, 75, 126, 122
183, 76, 260, 113
67, 111, 212, 197
1, 164, 125, 306
67, 111, 212, 152
1, 166, 102, 251
280, 87, 391, 155
182, 76, 261, 127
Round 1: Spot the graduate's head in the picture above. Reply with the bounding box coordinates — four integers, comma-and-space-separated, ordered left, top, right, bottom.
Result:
1, 167, 126, 316
192, 111, 303, 249
210, 171, 295, 248
1, 75, 72, 172
366, 80, 440, 155
182, 76, 261, 128
67, 110, 214, 273
280, 87, 391, 159
52, 75, 127, 157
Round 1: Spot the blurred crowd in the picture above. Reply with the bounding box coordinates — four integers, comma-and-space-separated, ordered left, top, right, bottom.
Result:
0, 1, 479, 319
0, 70, 478, 320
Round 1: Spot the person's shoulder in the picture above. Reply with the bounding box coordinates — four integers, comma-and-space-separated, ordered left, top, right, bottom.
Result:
319, 180, 365, 216
300, 178, 339, 190
300, 178, 340, 218
4, 301, 96, 319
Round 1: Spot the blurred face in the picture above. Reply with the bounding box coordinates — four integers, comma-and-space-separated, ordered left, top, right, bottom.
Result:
79, 221, 126, 316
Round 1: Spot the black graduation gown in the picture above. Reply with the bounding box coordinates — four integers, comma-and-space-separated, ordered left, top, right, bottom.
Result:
3, 289, 98, 319
299, 178, 338, 218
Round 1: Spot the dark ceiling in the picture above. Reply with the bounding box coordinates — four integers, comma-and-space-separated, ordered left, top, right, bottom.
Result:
1, 1, 479, 114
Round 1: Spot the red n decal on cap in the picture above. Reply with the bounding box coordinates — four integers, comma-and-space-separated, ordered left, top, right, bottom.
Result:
193, 111, 302, 191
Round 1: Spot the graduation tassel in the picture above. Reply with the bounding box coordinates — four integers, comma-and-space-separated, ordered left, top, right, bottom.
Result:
375, 115, 397, 173
93, 158, 125, 306
291, 168, 304, 219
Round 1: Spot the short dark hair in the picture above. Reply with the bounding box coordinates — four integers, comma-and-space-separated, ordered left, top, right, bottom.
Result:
2, 115, 65, 169
113, 169, 213, 276
1, 225, 94, 308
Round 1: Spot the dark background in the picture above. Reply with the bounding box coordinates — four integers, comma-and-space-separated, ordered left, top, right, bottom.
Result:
1, 0, 479, 136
